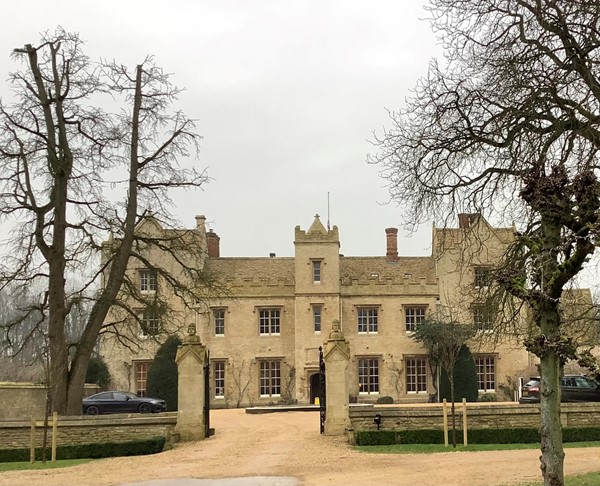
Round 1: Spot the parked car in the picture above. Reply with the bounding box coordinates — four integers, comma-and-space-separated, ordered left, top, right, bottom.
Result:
519, 375, 600, 404
82, 391, 167, 415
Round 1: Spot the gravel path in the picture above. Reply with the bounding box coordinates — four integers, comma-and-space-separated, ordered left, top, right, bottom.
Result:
2, 408, 600, 486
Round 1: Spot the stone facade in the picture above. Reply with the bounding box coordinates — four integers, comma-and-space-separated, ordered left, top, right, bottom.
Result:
0, 383, 100, 420
0, 413, 177, 449
100, 213, 568, 408
349, 403, 600, 432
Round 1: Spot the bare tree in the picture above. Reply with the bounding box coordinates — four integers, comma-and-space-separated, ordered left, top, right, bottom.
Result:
370, 2, 600, 484
0, 28, 212, 415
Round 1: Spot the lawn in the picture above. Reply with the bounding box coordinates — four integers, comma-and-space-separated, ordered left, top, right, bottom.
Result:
0, 459, 91, 472
519, 472, 600, 486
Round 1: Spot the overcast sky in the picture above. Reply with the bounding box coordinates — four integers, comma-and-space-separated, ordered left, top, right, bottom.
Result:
0, 1, 441, 258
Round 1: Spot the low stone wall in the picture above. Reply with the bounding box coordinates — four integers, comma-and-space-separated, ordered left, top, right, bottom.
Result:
0, 383, 100, 420
0, 412, 177, 450
349, 402, 600, 432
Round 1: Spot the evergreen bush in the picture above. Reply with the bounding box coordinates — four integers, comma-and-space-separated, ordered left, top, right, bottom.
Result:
85, 355, 111, 389
439, 345, 479, 403
146, 335, 182, 411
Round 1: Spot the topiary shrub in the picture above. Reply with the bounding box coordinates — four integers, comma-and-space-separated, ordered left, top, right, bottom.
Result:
376, 396, 394, 404
439, 345, 479, 403
85, 355, 111, 389
146, 335, 182, 411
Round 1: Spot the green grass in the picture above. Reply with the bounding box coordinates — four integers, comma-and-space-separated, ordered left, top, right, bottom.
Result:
355, 441, 600, 454
0, 459, 91, 472
517, 471, 600, 486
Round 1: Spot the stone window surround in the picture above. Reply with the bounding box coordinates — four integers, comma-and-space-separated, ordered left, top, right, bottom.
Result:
405, 355, 428, 394
311, 303, 323, 334
403, 305, 427, 333
357, 356, 381, 395
474, 265, 493, 288
213, 359, 226, 398
134, 360, 153, 397
356, 305, 380, 334
256, 306, 283, 336
211, 307, 227, 336
475, 354, 497, 392
138, 268, 157, 293
137, 308, 160, 337
311, 259, 323, 283
258, 359, 282, 397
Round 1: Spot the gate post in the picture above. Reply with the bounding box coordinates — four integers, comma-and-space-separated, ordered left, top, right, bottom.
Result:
323, 320, 351, 436
174, 324, 208, 442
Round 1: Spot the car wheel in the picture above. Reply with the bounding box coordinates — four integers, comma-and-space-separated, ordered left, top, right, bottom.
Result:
139, 403, 152, 413
86, 405, 100, 415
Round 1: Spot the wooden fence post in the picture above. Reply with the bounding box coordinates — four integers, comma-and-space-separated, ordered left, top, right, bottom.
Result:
30, 417, 36, 464
462, 398, 468, 446
51, 412, 58, 462
442, 399, 449, 447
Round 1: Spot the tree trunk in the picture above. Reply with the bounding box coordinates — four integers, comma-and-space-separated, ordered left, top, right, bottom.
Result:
537, 215, 565, 486
450, 370, 456, 448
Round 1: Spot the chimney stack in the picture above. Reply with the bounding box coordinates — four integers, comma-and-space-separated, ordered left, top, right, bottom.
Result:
458, 213, 471, 229
385, 228, 399, 262
206, 230, 220, 258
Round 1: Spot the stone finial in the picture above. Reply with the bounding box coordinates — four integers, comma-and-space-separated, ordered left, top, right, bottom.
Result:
187, 323, 197, 336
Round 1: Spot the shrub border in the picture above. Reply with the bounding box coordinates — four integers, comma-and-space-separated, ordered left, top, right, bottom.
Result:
0, 437, 165, 463
355, 427, 600, 446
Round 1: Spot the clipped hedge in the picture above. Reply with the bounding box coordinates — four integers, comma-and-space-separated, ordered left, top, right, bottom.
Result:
355, 427, 600, 446
0, 437, 165, 463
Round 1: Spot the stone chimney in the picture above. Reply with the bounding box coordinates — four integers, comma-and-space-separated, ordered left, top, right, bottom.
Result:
206, 230, 220, 258
458, 213, 471, 229
385, 228, 398, 262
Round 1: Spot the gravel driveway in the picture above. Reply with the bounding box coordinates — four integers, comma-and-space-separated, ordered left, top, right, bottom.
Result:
1, 408, 600, 486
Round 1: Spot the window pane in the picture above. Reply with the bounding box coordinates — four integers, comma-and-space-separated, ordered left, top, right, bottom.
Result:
259, 360, 281, 396
358, 308, 378, 334
135, 361, 151, 397
313, 306, 322, 332
259, 309, 281, 335
358, 358, 379, 394
406, 358, 427, 393
312, 261, 321, 282
214, 309, 225, 335
405, 307, 426, 332
475, 356, 495, 391
214, 361, 225, 397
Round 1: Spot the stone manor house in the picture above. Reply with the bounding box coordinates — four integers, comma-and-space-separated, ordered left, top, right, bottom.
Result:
100, 213, 542, 407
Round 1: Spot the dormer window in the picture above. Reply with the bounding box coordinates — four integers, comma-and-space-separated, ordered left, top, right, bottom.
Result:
312, 260, 322, 283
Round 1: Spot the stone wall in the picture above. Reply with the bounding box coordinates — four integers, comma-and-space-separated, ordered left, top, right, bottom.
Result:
0, 413, 177, 449
0, 383, 100, 420
349, 403, 600, 432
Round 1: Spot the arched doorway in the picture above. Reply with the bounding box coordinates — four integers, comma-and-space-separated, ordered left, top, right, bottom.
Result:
309, 372, 322, 404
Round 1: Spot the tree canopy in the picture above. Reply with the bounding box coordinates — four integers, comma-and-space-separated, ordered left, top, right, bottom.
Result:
0, 28, 213, 415
371, 2, 600, 484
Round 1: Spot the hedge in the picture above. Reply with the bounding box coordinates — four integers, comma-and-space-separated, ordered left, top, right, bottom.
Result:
0, 437, 165, 463
355, 427, 600, 446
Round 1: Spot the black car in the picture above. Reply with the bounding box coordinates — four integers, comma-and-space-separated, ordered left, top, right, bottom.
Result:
82, 391, 167, 415
519, 375, 600, 404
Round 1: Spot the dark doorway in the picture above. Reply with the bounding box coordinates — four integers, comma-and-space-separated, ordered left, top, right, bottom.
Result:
309, 372, 321, 404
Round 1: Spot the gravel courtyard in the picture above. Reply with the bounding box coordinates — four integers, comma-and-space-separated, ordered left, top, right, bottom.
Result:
2, 408, 600, 486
